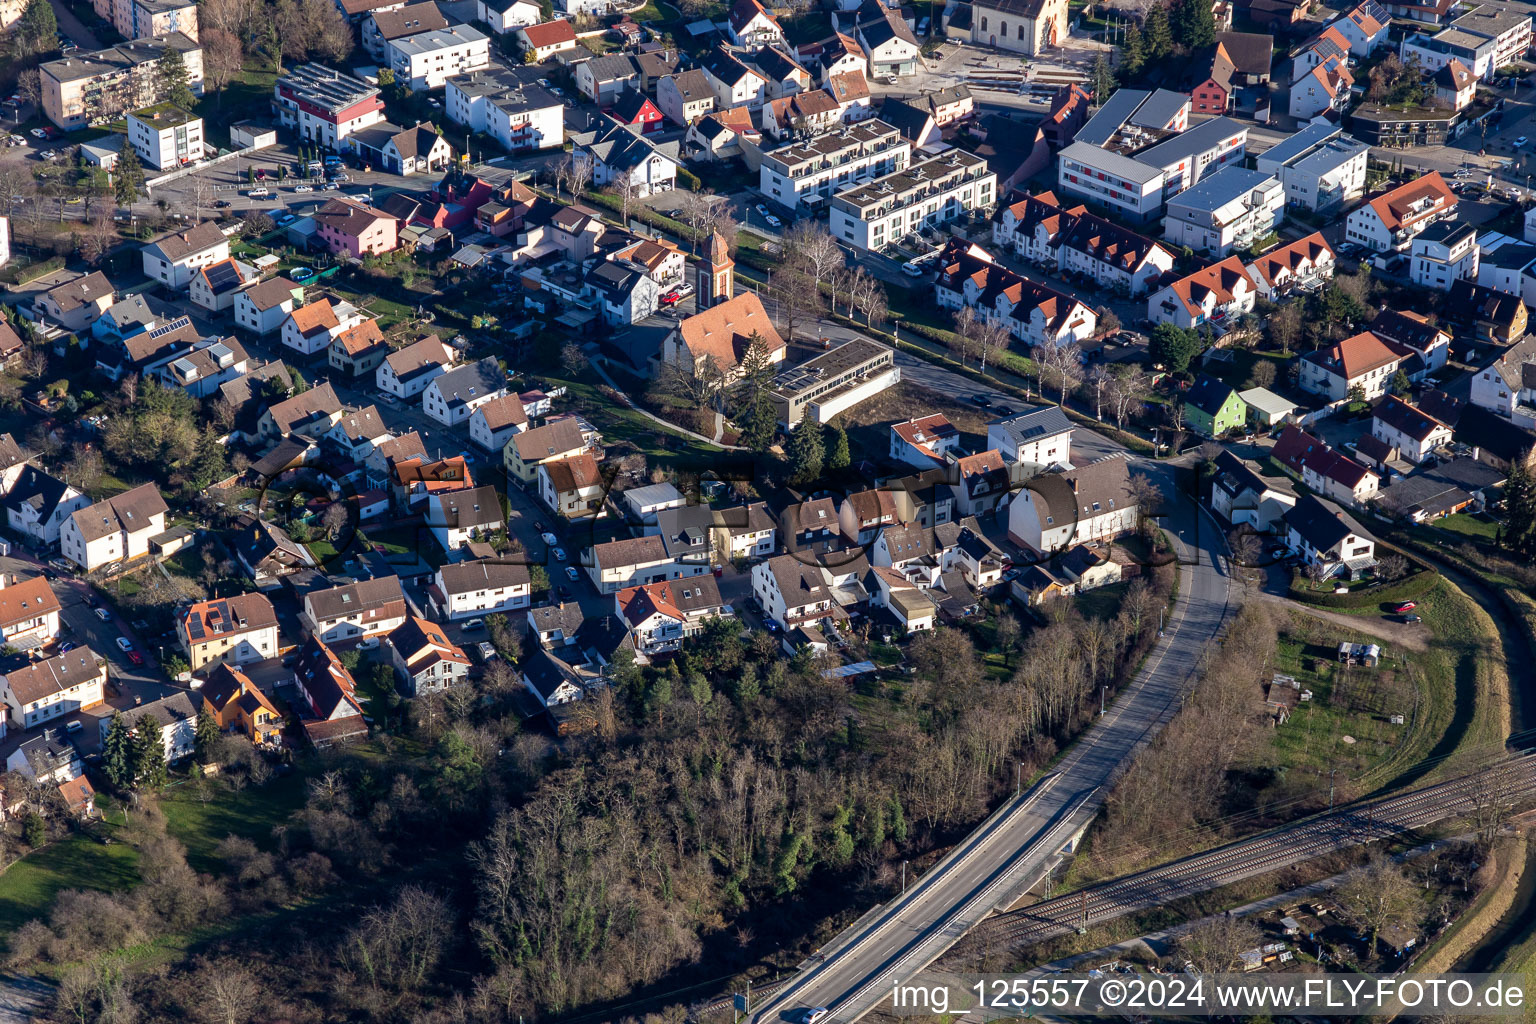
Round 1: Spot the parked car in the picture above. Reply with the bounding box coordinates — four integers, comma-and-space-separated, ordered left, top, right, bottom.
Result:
29, 128, 46, 139
115, 637, 133, 652
1517, 136, 1529, 147
94, 608, 111, 622
292, 184, 314, 193
901, 260, 927, 277
246, 187, 271, 199
565, 566, 580, 581
1393, 601, 1417, 614
461, 618, 485, 631
552, 547, 567, 561
358, 637, 380, 650
540, 531, 558, 545
127, 651, 143, 665
1402, 614, 1422, 625
214, 199, 231, 208
661, 289, 682, 305
971, 393, 992, 407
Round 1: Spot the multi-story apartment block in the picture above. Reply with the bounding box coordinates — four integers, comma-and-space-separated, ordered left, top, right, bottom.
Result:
1343, 172, 1456, 252
446, 64, 563, 151
272, 63, 387, 147
829, 149, 996, 252
1400, 3, 1533, 79
1410, 221, 1479, 291
1163, 166, 1284, 256
757, 118, 909, 213
93, 0, 197, 41
1253, 122, 1369, 211
1058, 115, 1247, 224
40, 33, 204, 131
126, 104, 202, 169
387, 24, 490, 91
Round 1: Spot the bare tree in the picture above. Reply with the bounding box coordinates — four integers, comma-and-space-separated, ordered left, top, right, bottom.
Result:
1176, 915, 1263, 974
612, 177, 640, 226
202, 28, 245, 95
1035, 341, 1083, 405
1335, 856, 1420, 960
1375, 553, 1409, 581
1127, 473, 1164, 540
772, 269, 823, 344
950, 306, 981, 366
1087, 364, 1112, 422
1462, 768, 1517, 846
785, 220, 844, 291
1269, 301, 1302, 356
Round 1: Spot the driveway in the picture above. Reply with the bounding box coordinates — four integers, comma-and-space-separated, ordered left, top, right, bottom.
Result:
47, 0, 102, 50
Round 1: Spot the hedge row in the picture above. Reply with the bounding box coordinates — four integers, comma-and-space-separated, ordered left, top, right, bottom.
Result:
1286, 569, 1441, 608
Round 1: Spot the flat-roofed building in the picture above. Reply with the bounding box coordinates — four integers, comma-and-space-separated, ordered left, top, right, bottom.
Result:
830, 148, 996, 251
769, 338, 900, 426
758, 118, 909, 213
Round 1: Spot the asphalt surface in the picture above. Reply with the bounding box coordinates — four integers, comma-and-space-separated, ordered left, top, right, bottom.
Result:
751, 459, 1233, 1024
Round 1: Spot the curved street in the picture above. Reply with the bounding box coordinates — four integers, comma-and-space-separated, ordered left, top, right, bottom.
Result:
751, 457, 1233, 1024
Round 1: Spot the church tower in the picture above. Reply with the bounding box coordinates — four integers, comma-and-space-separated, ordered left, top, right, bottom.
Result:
699, 231, 735, 309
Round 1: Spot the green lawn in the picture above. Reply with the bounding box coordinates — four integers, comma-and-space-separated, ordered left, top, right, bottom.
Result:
159, 774, 310, 874
0, 830, 141, 944
193, 67, 280, 148
1431, 513, 1500, 543
1074, 579, 1129, 622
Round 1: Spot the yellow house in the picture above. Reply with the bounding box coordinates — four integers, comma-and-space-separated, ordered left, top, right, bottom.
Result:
201, 663, 283, 746
504, 417, 587, 485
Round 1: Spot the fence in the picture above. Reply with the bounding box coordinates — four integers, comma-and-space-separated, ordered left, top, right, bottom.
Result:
144, 139, 277, 193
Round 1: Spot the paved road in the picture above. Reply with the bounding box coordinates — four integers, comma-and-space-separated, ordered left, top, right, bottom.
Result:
750, 459, 1233, 1024
47, 0, 103, 51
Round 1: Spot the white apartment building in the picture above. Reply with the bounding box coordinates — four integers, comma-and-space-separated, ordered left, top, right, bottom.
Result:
1, 648, 105, 731
59, 482, 169, 573
273, 63, 387, 146
988, 404, 1073, 468
1253, 122, 1369, 211
423, 357, 507, 426
387, 24, 489, 91
757, 118, 909, 212
1057, 142, 1166, 223
1163, 166, 1284, 256
433, 559, 531, 620
1058, 116, 1247, 224
125, 104, 202, 169
1470, 337, 1536, 428
1399, 4, 1533, 80
446, 67, 563, 151
141, 220, 229, 290
1410, 220, 1479, 291
1344, 172, 1457, 251
830, 149, 996, 252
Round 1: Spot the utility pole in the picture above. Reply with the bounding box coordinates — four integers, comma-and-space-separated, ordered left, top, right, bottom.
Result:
1015, 761, 1023, 796
1328, 767, 1337, 812
1100, 685, 1107, 715
901, 859, 908, 894
1077, 890, 1089, 934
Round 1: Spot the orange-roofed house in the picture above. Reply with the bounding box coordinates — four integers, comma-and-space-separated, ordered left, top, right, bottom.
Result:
727, 0, 784, 48
201, 662, 284, 746
954, 449, 1011, 516
614, 574, 728, 658
1288, 52, 1354, 119
934, 239, 1097, 346
538, 452, 605, 519
991, 190, 1086, 265
1245, 231, 1336, 300
890, 414, 961, 468
662, 291, 786, 380
386, 616, 470, 696
516, 18, 577, 60
395, 455, 474, 510
1334, 0, 1389, 56
282, 296, 365, 357
1298, 330, 1407, 401
1145, 256, 1255, 330
327, 318, 390, 377
1344, 172, 1456, 252
828, 69, 873, 121
1433, 58, 1476, 110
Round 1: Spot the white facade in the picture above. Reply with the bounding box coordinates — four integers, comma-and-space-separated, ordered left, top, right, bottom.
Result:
126, 107, 203, 170
1410, 224, 1480, 291
476, 0, 539, 31
387, 25, 490, 91
141, 227, 230, 290
1163, 169, 1284, 257
830, 149, 996, 252
757, 119, 909, 211
1057, 142, 1165, 223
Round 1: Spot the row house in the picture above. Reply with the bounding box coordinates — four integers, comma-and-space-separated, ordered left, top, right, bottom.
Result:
1145, 255, 1255, 331
933, 241, 1097, 348
60, 482, 169, 573
302, 576, 408, 644
1245, 231, 1335, 300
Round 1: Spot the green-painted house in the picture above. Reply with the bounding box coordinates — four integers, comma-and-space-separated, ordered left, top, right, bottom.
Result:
1184, 374, 1246, 437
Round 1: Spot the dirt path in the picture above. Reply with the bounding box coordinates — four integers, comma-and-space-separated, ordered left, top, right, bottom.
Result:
1251, 586, 1431, 651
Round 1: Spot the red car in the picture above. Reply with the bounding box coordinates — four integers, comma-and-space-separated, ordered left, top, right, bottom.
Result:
127, 651, 143, 666
1393, 601, 1417, 614
660, 290, 681, 305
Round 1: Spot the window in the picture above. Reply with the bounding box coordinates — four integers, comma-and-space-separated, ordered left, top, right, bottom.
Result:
980, 15, 986, 29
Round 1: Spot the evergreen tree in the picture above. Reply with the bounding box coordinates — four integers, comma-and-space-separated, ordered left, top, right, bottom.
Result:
786, 417, 825, 485
825, 422, 851, 472
1170, 0, 1214, 50
15, 0, 58, 56
739, 389, 777, 452
1120, 22, 1147, 77
1143, 3, 1173, 60
190, 428, 228, 489
132, 713, 168, 789
101, 712, 133, 789
1502, 448, 1536, 558
155, 46, 196, 109
1092, 53, 1115, 104
194, 707, 220, 762
114, 145, 145, 207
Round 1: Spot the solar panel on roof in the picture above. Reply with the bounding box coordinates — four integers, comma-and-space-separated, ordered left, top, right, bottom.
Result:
187, 615, 205, 640
148, 316, 192, 339
203, 260, 242, 294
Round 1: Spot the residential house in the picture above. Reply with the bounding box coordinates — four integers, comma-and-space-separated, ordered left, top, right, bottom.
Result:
528, 601, 583, 647
953, 449, 1011, 516
423, 357, 507, 426
1284, 493, 1377, 578
178, 593, 279, 672
750, 554, 838, 630
1434, 58, 1477, 109
505, 417, 588, 484
303, 576, 408, 643
387, 616, 470, 695
431, 557, 531, 620
658, 68, 717, 125
1470, 337, 1536, 429
1184, 375, 1247, 437
327, 319, 389, 378
476, 0, 539, 32
468, 393, 530, 452
890, 413, 961, 468
282, 296, 365, 357
1448, 279, 1527, 344
844, 0, 921, 76
1373, 393, 1453, 463
727, 0, 784, 47
610, 87, 664, 134
760, 89, 842, 139
377, 333, 456, 398
235, 277, 305, 336
200, 662, 282, 745
699, 46, 768, 110
229, 513, 315, 581
615, 575, 728, 657
152, 336, 251, 400
1344, 172, 1457, 252
1162, 166, 1284, 257
7, 729, 82, 783
290, 636, 368, 746
576, 53, 642, 105
1209, 449, 1296, 531
589, 534, 704, 593
445, 64, 563, 152
114, 692, 198, 763
572, 115, 680, 196
1298, 330, 1406, 402
839, 488, 900, 546
1288, 51, 1353, 118
1410, 221, 1479, 292
1367, 307, 1450, 378
0, 434, 31, 495
933, 240, 1097, 347
190, 257, 254, 314
586, 258, 662, 326
750, 45, 812, 99
314, 198, 399, 258
1006, 455, 1137, 554
0, 647, 104, 730
1245, 231, 1335, 300
349, 120, 454, 175
2, 467, 89, 548
362, 1, 447, 60
1055, 211, 1175, 296
257, 382, 344, 441
1332, 0, 1389, 55
1300, 445, 1379, 505
538, 453, 605, 518
140, 221, 229, 290
59, 482, 168, 573
988, 404, 1073, 467
39, 33, 205, 132
516, 19, 577, 60
32, 272, 114, 333
1145, 256, 1255, 330
425, 484, 503, 553
712, 501, 777, 562
828, 68, 873, 120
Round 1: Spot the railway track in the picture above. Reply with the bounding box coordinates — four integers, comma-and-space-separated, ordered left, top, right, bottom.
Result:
950, 755, 1536, 959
